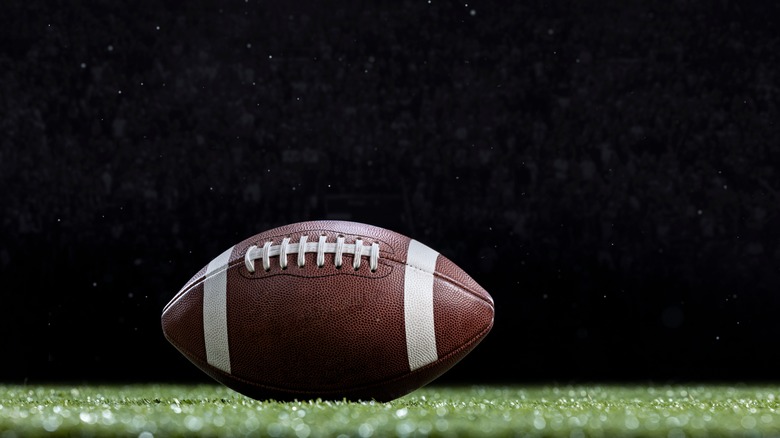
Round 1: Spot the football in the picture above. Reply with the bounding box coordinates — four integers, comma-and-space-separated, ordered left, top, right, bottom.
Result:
161, 220, 494, 402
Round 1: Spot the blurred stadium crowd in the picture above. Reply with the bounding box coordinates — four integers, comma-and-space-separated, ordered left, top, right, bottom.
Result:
1, 0, 778, 380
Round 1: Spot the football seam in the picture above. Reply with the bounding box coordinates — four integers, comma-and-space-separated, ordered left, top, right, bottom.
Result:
163, 236, 395, 316
163, 257, 393, 316
389, 256, 494, 308
163, 253, 492, 316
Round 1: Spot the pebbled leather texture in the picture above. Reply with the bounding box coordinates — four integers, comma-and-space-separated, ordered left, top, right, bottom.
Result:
161, 220, 494, 402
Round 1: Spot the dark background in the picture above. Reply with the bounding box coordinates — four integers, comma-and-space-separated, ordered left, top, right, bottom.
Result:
1, 0, 778, 386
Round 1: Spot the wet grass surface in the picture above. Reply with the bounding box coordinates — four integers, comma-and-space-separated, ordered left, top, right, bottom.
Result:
1, 383, 779, 437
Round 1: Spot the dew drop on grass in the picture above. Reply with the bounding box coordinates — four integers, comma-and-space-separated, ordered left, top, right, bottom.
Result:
266, 423, 282, 437
395, 421, 415, 435
293, 423, 311, 438
42, 415, 62, 432
244, 416, 260, 432
358, 422, 374, 437
101, 409, 115, 425
185, 415, 203, 431
79, 411, 96, 424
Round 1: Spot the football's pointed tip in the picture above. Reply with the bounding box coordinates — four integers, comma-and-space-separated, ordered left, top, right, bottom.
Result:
161, 285, 206, 363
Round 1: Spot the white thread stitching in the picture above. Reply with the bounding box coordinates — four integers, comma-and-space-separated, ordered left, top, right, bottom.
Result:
317, 235, 326, 267
244, 237, 380, 273
370, 242, 379, 272
297, 235, 308, 267
335, 236, 345, 268
353, 239, 363, 270
279, 237, 291, 269
261, 241, 272, 271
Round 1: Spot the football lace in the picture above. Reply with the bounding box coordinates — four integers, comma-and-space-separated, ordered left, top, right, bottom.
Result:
245, 235, 380, 273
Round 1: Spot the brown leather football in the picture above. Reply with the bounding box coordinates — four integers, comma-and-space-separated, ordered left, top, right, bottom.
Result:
161, 220, 494, 402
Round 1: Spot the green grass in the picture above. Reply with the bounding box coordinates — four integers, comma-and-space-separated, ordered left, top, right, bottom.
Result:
1, 383, 780, 437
